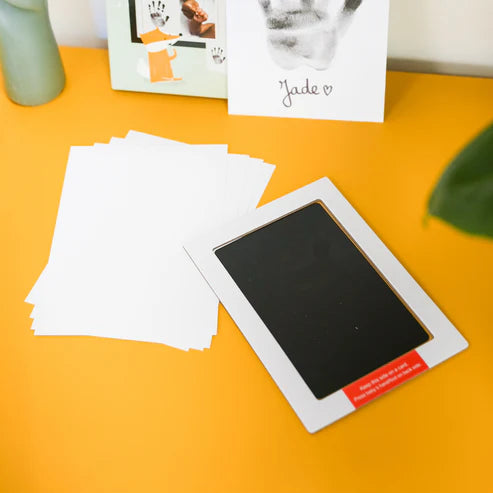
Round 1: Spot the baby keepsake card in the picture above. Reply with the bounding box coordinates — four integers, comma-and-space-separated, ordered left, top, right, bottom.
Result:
107, 0, 227, 98
226, 0, 389, 122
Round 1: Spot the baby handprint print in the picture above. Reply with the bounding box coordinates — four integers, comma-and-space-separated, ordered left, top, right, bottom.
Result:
257, 0, 363, 70
148, 0, 169, 27
227, 0, 389, 122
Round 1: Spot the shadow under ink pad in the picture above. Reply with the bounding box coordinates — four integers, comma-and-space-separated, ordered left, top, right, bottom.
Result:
215, 202, 431, 400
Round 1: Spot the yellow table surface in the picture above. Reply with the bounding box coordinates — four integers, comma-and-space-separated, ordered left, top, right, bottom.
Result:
1, 47, 493, 493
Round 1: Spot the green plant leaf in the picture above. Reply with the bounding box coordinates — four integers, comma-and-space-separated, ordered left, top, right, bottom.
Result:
427, 122, 493, 239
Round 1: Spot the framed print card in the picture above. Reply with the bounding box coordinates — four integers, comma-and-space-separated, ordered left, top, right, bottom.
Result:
106, 0, 227, 98
226, 0, 390, 121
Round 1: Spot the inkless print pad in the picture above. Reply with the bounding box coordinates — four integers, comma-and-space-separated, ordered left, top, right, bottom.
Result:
185, 178, 468, 432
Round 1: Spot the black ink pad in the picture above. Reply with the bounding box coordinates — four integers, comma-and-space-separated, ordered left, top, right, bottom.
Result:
215, 202, 431, 399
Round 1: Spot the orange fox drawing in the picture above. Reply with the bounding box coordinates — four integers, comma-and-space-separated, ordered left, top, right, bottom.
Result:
140, 29, 182, 82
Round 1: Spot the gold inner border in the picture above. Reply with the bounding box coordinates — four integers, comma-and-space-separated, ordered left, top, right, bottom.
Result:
214, 200, 433, 397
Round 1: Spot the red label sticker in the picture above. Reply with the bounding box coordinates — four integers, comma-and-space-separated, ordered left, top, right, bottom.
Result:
343, 351, 429, 408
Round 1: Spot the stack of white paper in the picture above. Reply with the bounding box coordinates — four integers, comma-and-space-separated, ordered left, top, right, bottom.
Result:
25, 131, 275, 351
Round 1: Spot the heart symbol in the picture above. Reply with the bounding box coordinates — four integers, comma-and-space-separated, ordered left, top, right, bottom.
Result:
323, 85, 333, 96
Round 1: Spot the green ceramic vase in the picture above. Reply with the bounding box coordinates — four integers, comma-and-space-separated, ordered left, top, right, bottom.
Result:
0, 0, 65, 106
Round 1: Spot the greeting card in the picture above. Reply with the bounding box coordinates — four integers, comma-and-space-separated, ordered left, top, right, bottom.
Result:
107, 0, 227, 98
227, 0, 389, 122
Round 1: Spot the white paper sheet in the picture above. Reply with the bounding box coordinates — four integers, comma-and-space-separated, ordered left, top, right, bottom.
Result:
26, 132, 275, 350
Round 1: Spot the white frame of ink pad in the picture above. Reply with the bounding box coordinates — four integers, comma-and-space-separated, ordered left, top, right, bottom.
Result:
184, 178, 468, 433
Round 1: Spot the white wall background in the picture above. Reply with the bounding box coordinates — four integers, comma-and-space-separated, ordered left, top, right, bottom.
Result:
47, 0, 493, 77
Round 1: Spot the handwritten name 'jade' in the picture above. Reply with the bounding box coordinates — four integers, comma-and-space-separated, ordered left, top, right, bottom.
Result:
279, 78, 333, 108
